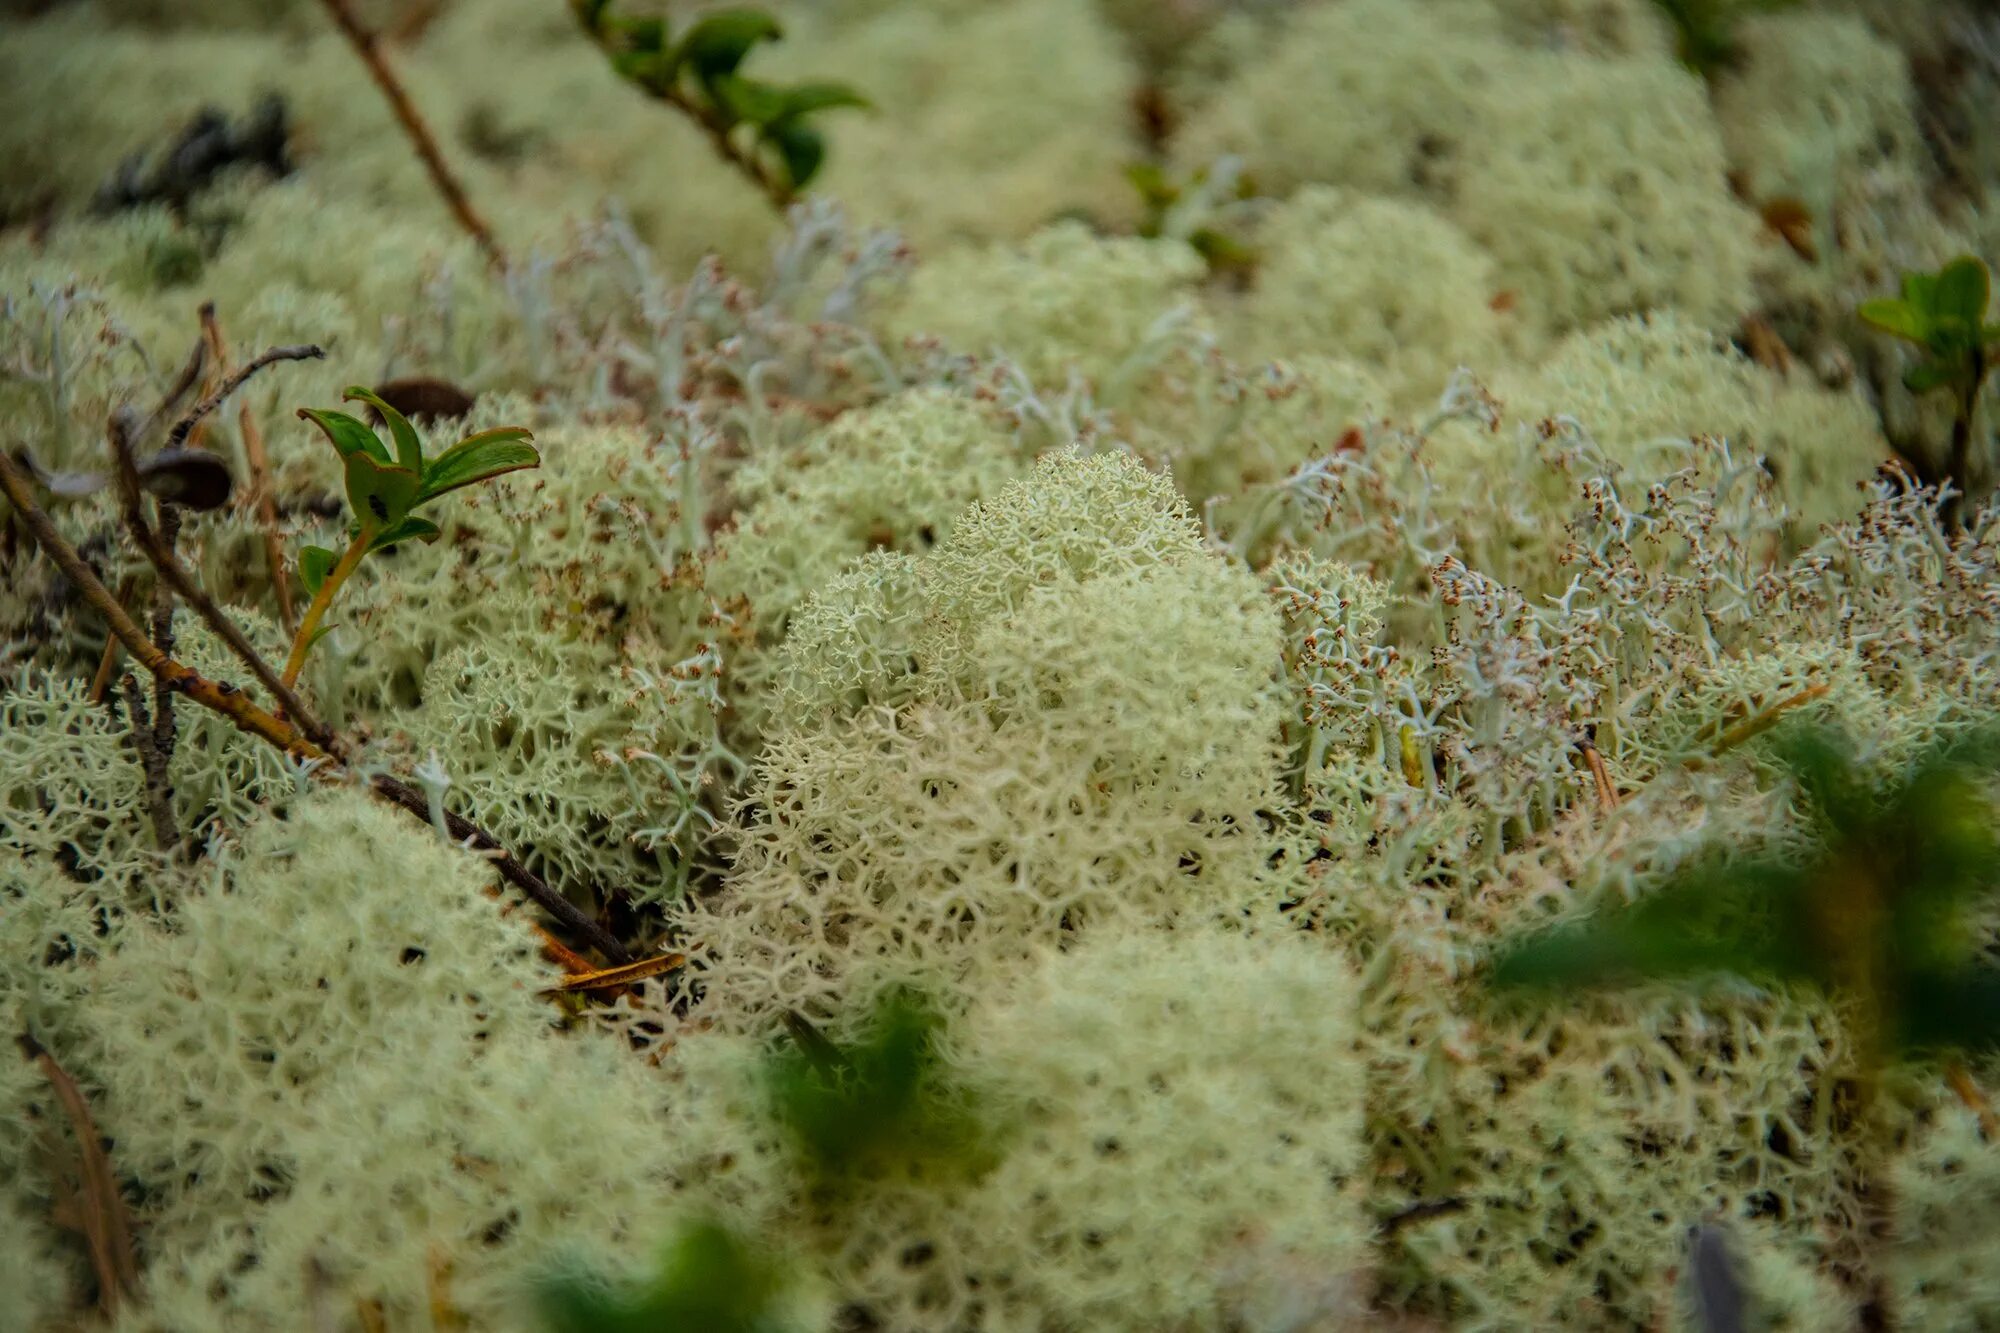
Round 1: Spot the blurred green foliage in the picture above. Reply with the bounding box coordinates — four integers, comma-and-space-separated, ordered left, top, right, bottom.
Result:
538, 1222, 794, 1333
571, 1, 868, 197
1493, 725, 2000, 1059
767, 991, 998, 1182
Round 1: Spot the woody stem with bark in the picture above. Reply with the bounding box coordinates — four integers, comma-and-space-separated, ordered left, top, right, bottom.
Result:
0, 448, 316, 759
0, 447, 631, 962
110, 410, 329, 744
281, 530, 368, 688
317, 0, 505, 268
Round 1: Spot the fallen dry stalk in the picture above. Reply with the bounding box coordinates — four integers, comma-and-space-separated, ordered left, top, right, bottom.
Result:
18, 1032, 139, 1316
317, 0, 505, 268
200, 303, 296, 633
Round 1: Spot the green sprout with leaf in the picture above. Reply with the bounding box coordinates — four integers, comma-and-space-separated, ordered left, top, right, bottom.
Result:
1128, 159, 1259, 279
283, 387, 538, 687
571, 1, 869, 209
1492, 724, 2000, 1063
768, 993, 997, 1184
538, 1221, 795, 1333
1860, 255, 2000, 521
1491, 723, 2000, 1327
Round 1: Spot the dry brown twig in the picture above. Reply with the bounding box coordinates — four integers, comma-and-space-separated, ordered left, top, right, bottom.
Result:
18, 1032, 139, 1317
316, 0, 505, 269
0, 445, 633, 965
200, 303, 296, 632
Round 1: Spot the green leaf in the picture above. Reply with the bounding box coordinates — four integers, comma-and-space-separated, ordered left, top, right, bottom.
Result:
1857, 298, 1930, 346
1188, 227, 1258, 273
680, 9, 782, 79
570, 0, 611, 33
296, 408, 390, 465
764, 121, 823, 188
342, 385, 424, 475
609, 14, 667, 52
774, 81, 870, 118
711, 73, 788, 127
1905, 359, 1960, 395
343, 452, 421, 535
612, 48, 681, 92
1933, 256, 1991, 327
1126, 162, 1176, 207
538, 1222, 791, 1333
297, 545, 338, 597
765, 991, 994, 1181
417, 427, 539, 503
365, 515, 442, 553
1902, 269, 1939, 313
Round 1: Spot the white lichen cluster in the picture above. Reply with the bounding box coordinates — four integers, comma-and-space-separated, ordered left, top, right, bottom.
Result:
5, 0, 2000, 1329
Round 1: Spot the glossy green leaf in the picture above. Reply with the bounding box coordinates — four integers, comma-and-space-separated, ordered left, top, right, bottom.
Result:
296, 407, 390, 466
417, 427, 538, 502
365, 515, 442, 553
1934, 256, 1991, 327
680, 9, 782, 79
1857, 298, 1929, 346
343, 452, 421, 535
343, 385, 424, 475
766, 121, 824, 190
297, 545, 338, 597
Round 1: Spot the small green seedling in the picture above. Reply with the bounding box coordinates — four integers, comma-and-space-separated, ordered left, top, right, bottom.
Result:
1491, 724, 2000, 1064
1128, 160, 1258, 278
1860, 255, 2000, 518
283, 386, 537, 686
571, 0, 868, 201
537, 1221, 793, 1333
767, 992, 995, 1183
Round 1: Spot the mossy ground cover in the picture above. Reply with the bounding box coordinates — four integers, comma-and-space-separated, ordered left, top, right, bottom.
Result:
4, 1, 2000, 1329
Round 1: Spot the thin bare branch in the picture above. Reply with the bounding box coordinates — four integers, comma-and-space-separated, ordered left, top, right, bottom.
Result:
201, 304, 295, 632
4, 439, 635, 965
109, 412, 331, 746
119, 673, 180, 854
133, 336, 209, 443
1, 447, 323, 759
369, 773, 632, 962
317, 0, 505, 268
164, 343, 325, 451
19, 1032, 139, 1315
1578, 736, 1618, 813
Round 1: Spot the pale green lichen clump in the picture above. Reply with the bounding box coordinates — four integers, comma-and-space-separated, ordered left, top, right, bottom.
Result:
5, 0, 2000, 1328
